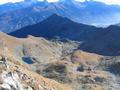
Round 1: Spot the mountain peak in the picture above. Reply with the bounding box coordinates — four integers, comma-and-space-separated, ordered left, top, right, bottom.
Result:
45, 14, 67, 20
9, 14, 95, 39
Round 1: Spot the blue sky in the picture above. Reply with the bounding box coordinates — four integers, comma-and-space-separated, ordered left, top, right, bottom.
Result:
0, 0, 120, 5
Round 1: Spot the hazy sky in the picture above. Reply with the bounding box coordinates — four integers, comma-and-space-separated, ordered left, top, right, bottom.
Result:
0, 0, 120, 5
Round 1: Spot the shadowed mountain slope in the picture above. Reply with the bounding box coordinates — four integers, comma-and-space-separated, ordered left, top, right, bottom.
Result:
9, 14, 102, 40
9, 14, 120, 56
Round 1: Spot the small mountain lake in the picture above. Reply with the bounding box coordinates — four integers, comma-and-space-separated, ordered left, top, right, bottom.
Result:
22, 57, 34, 64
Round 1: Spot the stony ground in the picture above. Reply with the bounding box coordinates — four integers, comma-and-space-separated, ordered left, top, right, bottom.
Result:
0, 32, 119, 90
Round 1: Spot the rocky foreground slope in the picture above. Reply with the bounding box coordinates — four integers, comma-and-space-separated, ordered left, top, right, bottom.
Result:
0, 32, 119, 90
0, 32, 72, 90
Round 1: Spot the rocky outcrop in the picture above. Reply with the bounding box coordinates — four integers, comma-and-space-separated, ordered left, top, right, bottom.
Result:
0, 55, 72, 90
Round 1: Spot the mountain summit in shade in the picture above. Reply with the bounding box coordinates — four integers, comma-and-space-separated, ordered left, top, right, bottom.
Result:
9, 14, 120, 56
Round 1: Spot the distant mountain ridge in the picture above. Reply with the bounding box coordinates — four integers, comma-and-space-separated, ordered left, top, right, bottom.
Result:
0, 1, 33, 14
0, 1, 120, 32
